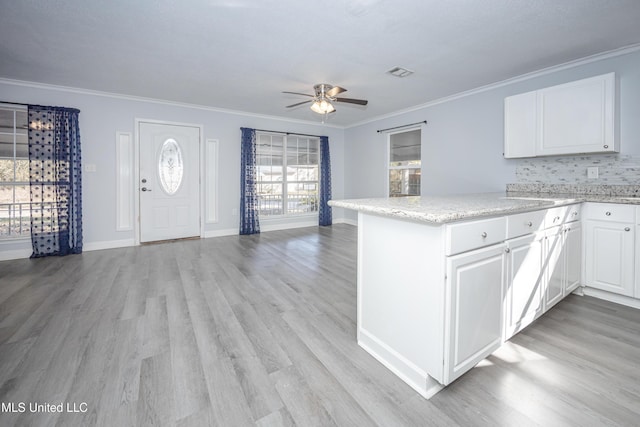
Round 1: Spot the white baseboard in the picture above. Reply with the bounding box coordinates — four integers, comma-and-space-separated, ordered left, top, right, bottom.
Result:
0, 248, 32, 261
334, 217, 358, 226
1, 222, 355, 261
84, 239, 136, 252
583, 287, 640, 310
358, 328, 444, 399
204, 228, 238, 238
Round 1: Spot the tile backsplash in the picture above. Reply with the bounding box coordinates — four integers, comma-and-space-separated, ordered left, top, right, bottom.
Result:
515, 154, 640, 185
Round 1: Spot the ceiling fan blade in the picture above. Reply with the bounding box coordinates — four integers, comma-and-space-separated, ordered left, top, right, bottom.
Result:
325, 86, 347, 97
335, 97, 368, 106
286, 100, 313, 108
282, 91, 314, 97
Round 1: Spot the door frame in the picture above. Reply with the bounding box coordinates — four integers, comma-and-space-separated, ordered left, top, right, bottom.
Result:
134, 118, 205, 245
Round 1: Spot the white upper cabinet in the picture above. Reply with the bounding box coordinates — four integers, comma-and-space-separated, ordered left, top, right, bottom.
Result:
504, 73, 616, 158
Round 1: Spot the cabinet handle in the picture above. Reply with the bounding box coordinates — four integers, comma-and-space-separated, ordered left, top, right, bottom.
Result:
481, 232, 487, 238
572, 211, 578, 216
526, 221, 533, 227
505, 248, 510, 253
625, 227, 631, 232
554, 216, 560, 222
604, 145, 609, 149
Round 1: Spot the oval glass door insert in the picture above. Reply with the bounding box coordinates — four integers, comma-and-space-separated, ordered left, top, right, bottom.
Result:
158, 138, 184, 195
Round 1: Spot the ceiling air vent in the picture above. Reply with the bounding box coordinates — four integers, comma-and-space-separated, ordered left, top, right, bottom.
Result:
386, 66, 414, 78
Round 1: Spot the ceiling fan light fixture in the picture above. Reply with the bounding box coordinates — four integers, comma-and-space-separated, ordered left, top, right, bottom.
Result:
310, 99, 335, 114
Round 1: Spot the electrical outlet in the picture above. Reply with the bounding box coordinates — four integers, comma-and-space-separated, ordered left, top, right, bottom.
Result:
587, 166, 599, 179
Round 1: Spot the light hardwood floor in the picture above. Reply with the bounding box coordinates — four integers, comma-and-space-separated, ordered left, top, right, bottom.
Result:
1, 224, 640, 426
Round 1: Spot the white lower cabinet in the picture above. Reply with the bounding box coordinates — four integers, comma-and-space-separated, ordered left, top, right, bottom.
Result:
565, 223, 582, 294
544, 226, 565, 308
356, 204, 589, 398
445, 243, 505, 384
544, 222, 582, 309
583, 202, 635, 297
585, 220, 634, 296
504, 233, 545, 339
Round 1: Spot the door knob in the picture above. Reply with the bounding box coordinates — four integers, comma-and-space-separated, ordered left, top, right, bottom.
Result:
141, 178, 147, 183
141, 187, 151, 192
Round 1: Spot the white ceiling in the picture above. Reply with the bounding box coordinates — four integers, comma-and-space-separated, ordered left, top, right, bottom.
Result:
2, 0, 640, 127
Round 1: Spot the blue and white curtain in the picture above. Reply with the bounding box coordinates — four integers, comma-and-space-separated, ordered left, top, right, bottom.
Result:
240, 127, 260, 235
28, 105, 83, 257
319, 136, 332, 226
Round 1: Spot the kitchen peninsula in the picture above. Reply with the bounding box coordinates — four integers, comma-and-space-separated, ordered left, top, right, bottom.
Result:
330, 191, 640, 398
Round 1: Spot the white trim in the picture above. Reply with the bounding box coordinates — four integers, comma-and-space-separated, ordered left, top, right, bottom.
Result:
583, 287, 640, 310
346, 43, 640, 129
204, 228, 238, 238
115, 132, 134, 231
358, 328, 444, 399
205, 139, 219, 223
260, 218, 319, 232
0, 248, 32, 261
134, 119, 205, 245
0, 78, 343, 129
0, 238, 137, 260
84, 239, 135, 252
2, 44, 638, 131
334, 217, 358, 227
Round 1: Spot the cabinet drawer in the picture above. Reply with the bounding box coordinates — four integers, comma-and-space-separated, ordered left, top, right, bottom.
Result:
545, 204, 581, 227
445, 217, 506, 255
507, 210, 546, 239
583, 203, 635, 223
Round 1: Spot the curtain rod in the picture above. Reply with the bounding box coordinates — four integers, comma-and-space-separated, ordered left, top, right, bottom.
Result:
0, 100, 28, 108
0, 101, 80, 113
252, 128, 326, 138
376, 120, 427, 133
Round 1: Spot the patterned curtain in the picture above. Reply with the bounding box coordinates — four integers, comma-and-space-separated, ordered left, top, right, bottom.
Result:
319, 136, 332, 226
239, 127, 260, 235
28, 105, 83, 257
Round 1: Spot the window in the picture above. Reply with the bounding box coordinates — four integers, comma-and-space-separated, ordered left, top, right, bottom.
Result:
0, 106, 30, 238
256, 132, 319, 217
388, 128, 421, 197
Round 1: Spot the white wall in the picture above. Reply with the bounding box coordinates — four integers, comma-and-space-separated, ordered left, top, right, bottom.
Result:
3, 48, 639, 257
343, 49, 640, 221
0, 81, 345, 259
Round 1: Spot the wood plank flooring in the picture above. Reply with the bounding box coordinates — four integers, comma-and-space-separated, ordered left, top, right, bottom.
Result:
1, 224, 640, 426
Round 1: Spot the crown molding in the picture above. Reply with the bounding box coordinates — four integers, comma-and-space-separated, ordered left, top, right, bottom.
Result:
346, 42, 640, 129
0, 78, 345, 130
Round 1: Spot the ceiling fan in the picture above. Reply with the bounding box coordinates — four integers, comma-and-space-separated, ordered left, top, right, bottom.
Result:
283, 83, 368, 114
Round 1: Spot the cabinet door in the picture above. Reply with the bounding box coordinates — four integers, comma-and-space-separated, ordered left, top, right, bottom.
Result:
564, 223, 582, 294
585, 220, 634, 296
537, 73, 615, 156
504, 91, 537, 158
445, 244, 505, 384
504, 234, 544, 339
544, 227, 565, 310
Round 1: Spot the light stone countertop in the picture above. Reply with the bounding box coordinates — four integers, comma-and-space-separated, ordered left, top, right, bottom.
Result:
329, 192, 640, 224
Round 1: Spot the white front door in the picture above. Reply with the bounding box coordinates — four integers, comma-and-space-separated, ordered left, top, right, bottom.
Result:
139, 122, 200, 243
